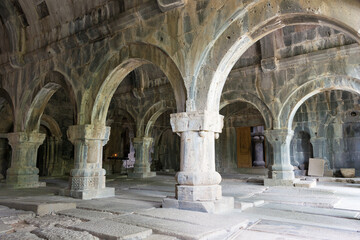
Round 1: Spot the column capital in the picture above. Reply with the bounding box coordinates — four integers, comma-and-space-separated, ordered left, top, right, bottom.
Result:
7, 132, 46, 147
170, 111, 223, 133
67, 124, 110, 145
264, 129, 293, 145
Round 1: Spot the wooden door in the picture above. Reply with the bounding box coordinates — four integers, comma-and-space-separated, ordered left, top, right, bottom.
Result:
236, 127, 252, 168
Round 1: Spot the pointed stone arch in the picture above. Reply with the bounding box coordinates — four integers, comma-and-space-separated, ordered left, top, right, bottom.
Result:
88, 43, 186, 126
24, 71, 77, 133
278, 75, 360, 130
220, 91, 273, 129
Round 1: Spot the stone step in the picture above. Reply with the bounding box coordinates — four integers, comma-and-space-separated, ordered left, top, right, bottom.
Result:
0, 200, 76, 216
260, 202, 360, 219
70, 219, 152, 240
57, 208, 115, 221
248, 219, 360, 240
241, 207, 360, 232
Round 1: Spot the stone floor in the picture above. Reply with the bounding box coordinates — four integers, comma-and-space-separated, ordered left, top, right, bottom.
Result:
0, 174, 359, 239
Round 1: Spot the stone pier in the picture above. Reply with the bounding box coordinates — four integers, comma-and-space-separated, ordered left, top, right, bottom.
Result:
162, 111, 234, 213
60, 125, 114, 200
6, 132, 46, 188
128, 137, 156, 178
264, 129, 296, 186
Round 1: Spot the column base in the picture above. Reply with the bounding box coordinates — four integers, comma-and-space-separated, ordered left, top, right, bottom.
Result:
59, 187, 115, 200
128, 171, 156, 178
162, 196, 234, 213
176, 185, 222, 201
264, 178, 300, 186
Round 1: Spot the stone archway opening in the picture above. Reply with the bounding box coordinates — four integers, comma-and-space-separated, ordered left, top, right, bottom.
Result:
290, 90, 360, 177
216, 101, 268, 174
97, 62, 178, 179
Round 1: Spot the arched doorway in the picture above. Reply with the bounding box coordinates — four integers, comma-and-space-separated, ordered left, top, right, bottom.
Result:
216, 101, 268, 173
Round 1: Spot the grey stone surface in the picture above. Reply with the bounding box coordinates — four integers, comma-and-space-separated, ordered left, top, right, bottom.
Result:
0, 200, 76, 216
0, 223, 12, 233
133, 208, 248, 231
32, 226, 99, 240
260, 202, 360, 219
248, 219, 360, 240
26, 215, 82, 228
57, 208, 114, 221
0, 231, 43, 240
112, 214, 233, 240
70, 219, 152, 240
242, 207, 360, 232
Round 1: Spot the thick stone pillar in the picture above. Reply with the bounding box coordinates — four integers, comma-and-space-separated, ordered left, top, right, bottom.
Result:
128, 137, 156, 178
162, 111, 234, 213
264, 129, 296, 186
6, 132, 46, 188
252, 135, 265, 167
60, 125, 114, 200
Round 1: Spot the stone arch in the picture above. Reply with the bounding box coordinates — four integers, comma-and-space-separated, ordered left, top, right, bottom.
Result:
279, 75, 360, 130
88, 43, 186, 126
0, 0, 26, 67
144, 108, 176, 138
24, 71, 77, 133
220, 91, 273, 129
40, 114, 62, 140
138, 100, 176, 137
190, 0, 360, 112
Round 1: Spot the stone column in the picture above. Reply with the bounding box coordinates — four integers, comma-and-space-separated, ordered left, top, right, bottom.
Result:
60, 125, 114, 200
252, 135, 265, 167
128, 137, 156, 178
263, 129, 296, 186
6, 132, 46, 188
162, 111, 234, 213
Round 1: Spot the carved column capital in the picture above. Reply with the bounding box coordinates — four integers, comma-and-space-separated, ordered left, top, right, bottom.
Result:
67, 124, 110, 146
170, 111, 224, 134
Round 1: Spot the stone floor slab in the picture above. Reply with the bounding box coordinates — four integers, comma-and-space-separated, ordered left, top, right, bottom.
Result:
0, 223, 13, 233
0, 200, 76, 216
0, 231, 42, 240
134, 208, 248, 232
57, 208, 115, 221
70, 219, 152, 240
112, 213, 235, 240
260, 202, 360, 219
248, 219, 360, 240
32, 226, 99, 240
241, 207, 360, 231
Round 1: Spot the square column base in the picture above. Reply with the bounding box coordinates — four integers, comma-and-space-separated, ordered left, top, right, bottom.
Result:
4, 181, 46, 189
128, 172, 156, 178
162, 196, 234, 213
59, 187, 115, 200
264, 178, 300, 186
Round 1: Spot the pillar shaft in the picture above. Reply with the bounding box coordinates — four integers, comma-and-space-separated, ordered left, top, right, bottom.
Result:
60, 124, 114, 200
128, 137, 156, 178
264, 129, 295, 185
253, 135, 265, 167
6, 132, 46, 188
162, 111, 234, 213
